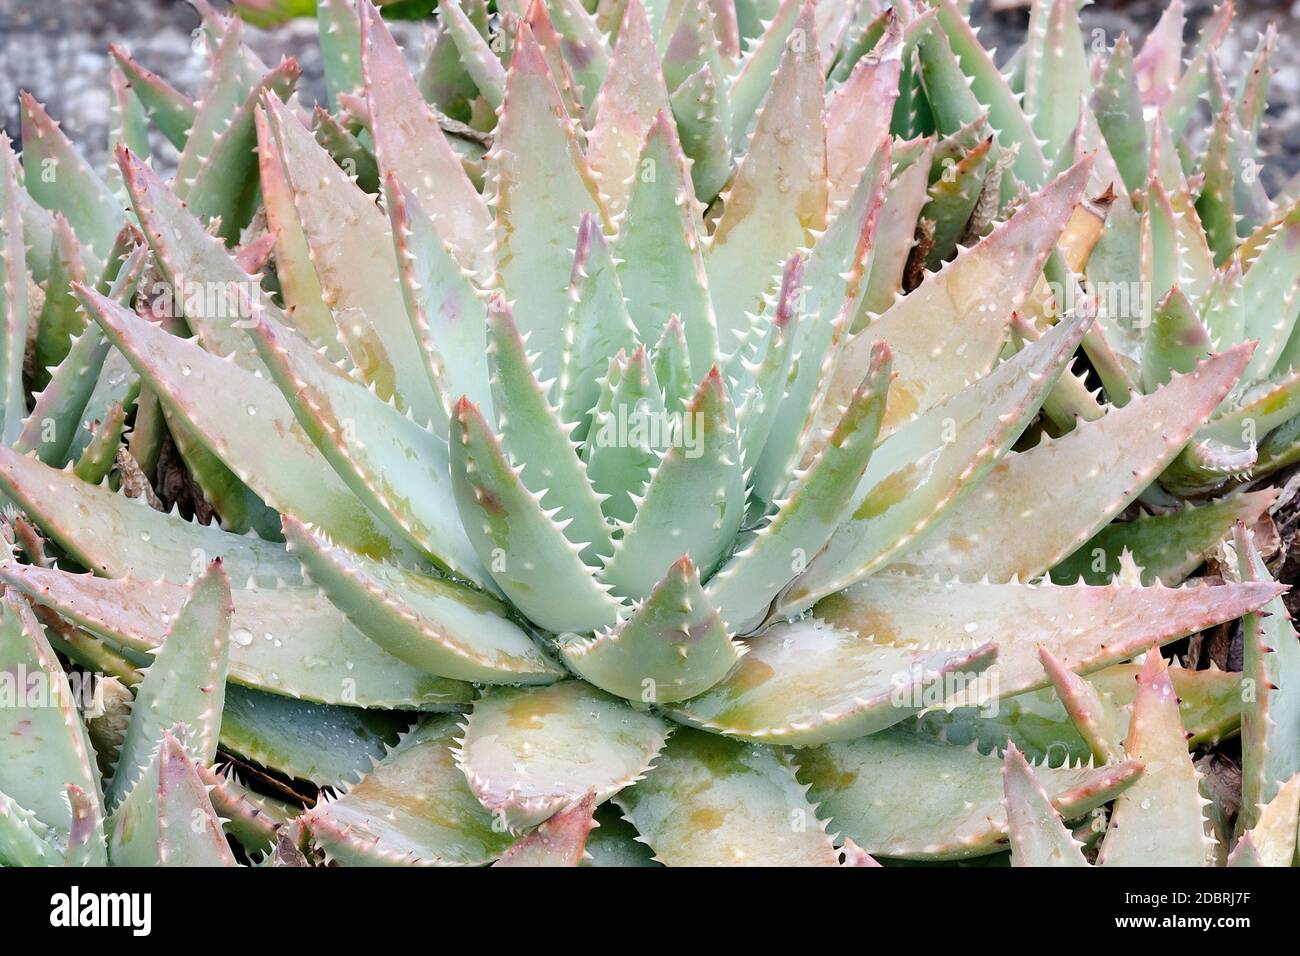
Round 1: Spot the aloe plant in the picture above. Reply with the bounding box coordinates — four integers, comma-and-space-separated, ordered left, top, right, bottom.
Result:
0, 0, 1296, 868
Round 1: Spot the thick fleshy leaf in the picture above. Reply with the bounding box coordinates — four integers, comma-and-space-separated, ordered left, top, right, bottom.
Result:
919, 661, 1245, 766
78, 284, 423, 566
253, 107, 343, 361
890, 346, 1252, 582
825, 15, 900, 204
1039, 646, 1126, 765
726, 0, 802, 148
1051, 489, 1276, 586
304, 716, 513, 866
585, 346, 665, 523
856, 140, 932, 319
494, 793, 598, 867
282, 517, 562, 685
108, 729, 238, 867
616, 111, 717, 377
669, 64, 731, 203
0, 592, 103, 855
668, 616, 997, 746
457, 680, 669, 830
814, 574, 1279, 704
108, 42, 197, 150
1091, 34, 1147, 196
0, 141, 29, 446
562, 556, 742, 703
818, 160, 1091, 445
117, 147, 268, 372
709, 343, 890, 631
450, 398, 624, 633
587, 0, 671, 219
558, 215, 638, 438
248, 308, 485, 583
1002, 744, 1090, 867
360, 0, 491, 279
0, 444, 303, 584
753, 144, 891, 505
441, 0, 507, 111
599, 368, 744, 600
492, 24, 606, 383
0, 561, 473, 710
107, 560, 232, 808
199, 764, 296, 856
485, 296, 611, 564
0, 790, 61, 866
18, 93, 124, 266
1022, 0, 1088, 162
706, 1, 827, 353
262, 93, 442, 427
1236, 525, 1300, 831
781, 301, 1095, 614
219, 685, 409, 787
617, 727, 839, 866
798, 726, 1143, 860
1228, 774, 1300, 868
385, 175, 492, 431
1098, 650, 1215, 866
547, 0, 610, 110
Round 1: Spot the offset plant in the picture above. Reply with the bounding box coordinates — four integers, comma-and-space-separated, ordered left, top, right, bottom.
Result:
0, 0, 1297, 867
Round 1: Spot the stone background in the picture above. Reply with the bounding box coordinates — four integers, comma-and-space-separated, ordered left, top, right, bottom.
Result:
0, 0, 1297, 191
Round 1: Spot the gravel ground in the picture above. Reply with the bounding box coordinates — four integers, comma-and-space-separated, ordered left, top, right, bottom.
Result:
1, 0, 1297, 191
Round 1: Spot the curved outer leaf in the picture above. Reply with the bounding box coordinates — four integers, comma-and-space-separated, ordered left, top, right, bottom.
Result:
706, 0, 827, 353
1052, 489, 1276, 587
450, 397, 624, 634
219, 684, 408, 787
599, 368, 744, 600
262, 93, 443, 428
485, 296, 611, 564
587, 0, 671, 220
0, 561, 472, 710
0, 592, 104, 858
562, 555, 742, 704
457, 680, 669, 830
0, 444, 302, 586
616, 110, 718, 378
1002, 744, 1090, 867
798, 726, 1143, 860
709, 342, 890, 631
77, 284, 423, 567
304, 716, 514, 866
819, 160, 1091, 446
668, 616, 997, 746
1098, 649, 1216, 866
248, 309, 485, 584
108, 729, 237, 867
360, 0, 492, 280
781, 300, 1095, 615
18, 93, 123, 266
1236, 525, 1300, 831
617, 728, 840, 866
890, 345, 1252, 582
492, 23, 607, 383
282, 517, 562, 686
494, 792, 598, 867
107, 560, 232, 809
813, 574, 1280, 703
